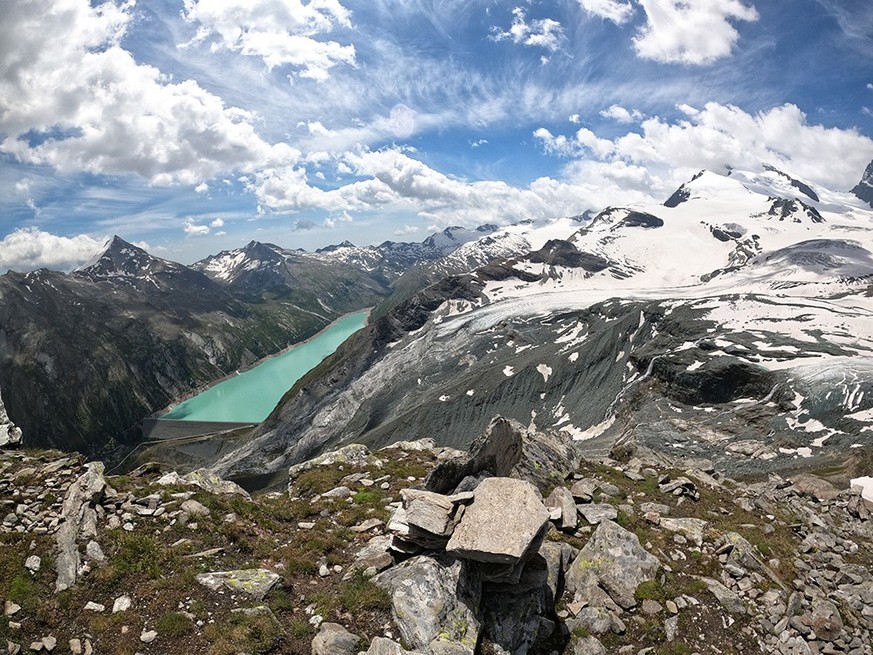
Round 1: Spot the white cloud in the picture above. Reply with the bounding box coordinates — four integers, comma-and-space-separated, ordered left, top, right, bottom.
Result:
492, 8, 565, 52
184, 219, 211, 237
633, 0, 759, 65
578, 0, 635, 25
181, 0, 356, 81
194, 182, 209, 193
536, 102, 873, 196
252, 147, 596, 225
569, 114, 581, 124
210, 218, 225, 228
868, 83, 873, 91
0, 228, 107, 272
0, 0, 297, 186
599, 105, 643, 123
394, 225, 420, 236
863, 107, 873, 118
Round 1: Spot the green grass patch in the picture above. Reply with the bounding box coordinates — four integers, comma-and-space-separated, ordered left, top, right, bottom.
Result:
156, 611, 195, 637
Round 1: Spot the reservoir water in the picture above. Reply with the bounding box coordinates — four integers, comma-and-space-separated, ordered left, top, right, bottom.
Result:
161, 311, 368, 423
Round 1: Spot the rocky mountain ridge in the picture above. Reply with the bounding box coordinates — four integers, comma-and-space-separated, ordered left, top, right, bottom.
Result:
207, 163, 873, 486
1, 417, 871, 654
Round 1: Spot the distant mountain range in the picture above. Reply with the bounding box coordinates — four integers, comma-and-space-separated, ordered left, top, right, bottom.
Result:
203, 160, 873, 490
0, 225, 506, 460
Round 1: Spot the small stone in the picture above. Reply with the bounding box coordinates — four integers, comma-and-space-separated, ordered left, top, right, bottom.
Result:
180, 499, 210, 516
112, 596, 132, 613
641, 600, 663, 615
83, 602, 105, 612
664, 615, 679, 642
298, 522, 316, 529
139, 631, 157, 644
319, 564, 331, 577
665, 600, 678, 614
85, 541, 104, 563
4, 601, 21, 617
41, 637, 56, 652
68, 639, 82, 655
24, 556, 41, 572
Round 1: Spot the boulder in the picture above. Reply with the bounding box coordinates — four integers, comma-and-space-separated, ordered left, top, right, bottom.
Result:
358, 637, 425, 655
157, 469, 250, 498
195, 569, 281, 599
373, 554, 480, 652
566, 519, 659, 610
577, 504, 618, 525
479, 540, 575, 654
545, 487, 577, 531
446, 478, 550, 565
807, 599, 842, 641
658, 517, 708, 547
401, 489, 470, 537
566, 607, 625, 635
696, 576, 746, 615
312, 623, 360, 655
789, 474, 841, 502
0, 391, 22, 448
424, 417, 524, 494
572, 636, 608, 655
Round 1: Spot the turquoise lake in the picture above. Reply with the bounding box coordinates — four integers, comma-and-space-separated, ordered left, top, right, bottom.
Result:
161, 311, 368, 423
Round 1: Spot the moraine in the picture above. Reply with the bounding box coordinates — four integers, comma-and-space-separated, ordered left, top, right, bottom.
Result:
160, 310, 369, 423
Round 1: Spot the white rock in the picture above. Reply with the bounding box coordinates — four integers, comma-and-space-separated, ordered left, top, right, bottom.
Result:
113, 596, 132, 613
139, 631, 157, 643
84, 602, 105, 612
24, 555, 41, 572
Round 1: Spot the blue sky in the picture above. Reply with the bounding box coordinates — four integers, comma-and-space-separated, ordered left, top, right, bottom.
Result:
1, 0, 872, 271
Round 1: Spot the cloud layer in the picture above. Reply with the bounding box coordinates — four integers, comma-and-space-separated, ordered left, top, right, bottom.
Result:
0, 228, 106, 273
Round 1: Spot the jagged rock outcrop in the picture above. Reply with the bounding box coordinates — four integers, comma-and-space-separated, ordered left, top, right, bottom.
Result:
0, 389, 22, 447
55, 463, 108, 592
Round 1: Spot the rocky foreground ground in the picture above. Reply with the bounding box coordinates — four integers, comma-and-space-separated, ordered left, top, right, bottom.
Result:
1, 417, 871, 655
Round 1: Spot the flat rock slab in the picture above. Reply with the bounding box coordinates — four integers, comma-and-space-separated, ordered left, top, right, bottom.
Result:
195, 569, 280, 599
566, 519, 659, 610
401, 489, 466, 536
578, 504, 618, 525
446, 478, 549, 564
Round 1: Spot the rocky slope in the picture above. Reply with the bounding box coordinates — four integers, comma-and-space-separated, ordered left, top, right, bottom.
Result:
1, 418, 871, 655
209, 163, 873, 486
0, 238, 380, 460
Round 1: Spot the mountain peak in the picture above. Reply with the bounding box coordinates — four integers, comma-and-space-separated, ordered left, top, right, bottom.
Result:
851, 159, 873, 207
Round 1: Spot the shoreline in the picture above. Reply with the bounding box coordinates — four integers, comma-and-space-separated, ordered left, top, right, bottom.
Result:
151, 307, 372, 419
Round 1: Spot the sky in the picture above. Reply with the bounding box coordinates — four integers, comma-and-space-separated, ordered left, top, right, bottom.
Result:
1, 0, 872, 272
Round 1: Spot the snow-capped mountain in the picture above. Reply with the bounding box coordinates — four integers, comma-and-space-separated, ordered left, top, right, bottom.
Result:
211, 161, 873, 486
308, 225, 500, 277
853, 160, 873, 207
76, 236, 193, 286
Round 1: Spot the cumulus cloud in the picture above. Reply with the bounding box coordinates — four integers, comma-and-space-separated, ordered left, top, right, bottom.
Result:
210, 218, 225, 228
0, 0, 296, 186
0, 228, 107, 273
181, 0, 356, 81
633, 0, 759, 65
252, 147, 596, 225
578, 0, 635, 25
183, 219, 211, 237
535, 102, 873, 196
492, 8, 565, 52
600, 105, 644, 123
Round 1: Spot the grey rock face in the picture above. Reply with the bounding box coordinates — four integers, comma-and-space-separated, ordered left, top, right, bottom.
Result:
312, 622, 360, 655
55, 463, 106, 592
424, 416, 524, 494
577, 503, 618, 526
545, 486, 577, 531
658, 517, 708, 547
0, 390, 22, 448
373, 554, 481, 652
566, 519, 660, 610
446, 478, 549, 565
